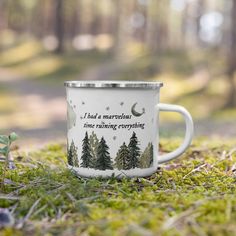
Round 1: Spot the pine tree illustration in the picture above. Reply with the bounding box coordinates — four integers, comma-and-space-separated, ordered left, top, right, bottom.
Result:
128, 132, 140, 169
81, 132, 93, 168
149, 143, 154, 167
115, 142, 130, 170
89, 131, 99, 166
67, 140, 78, 166
95, 137, 113, 170
67, 142, 73, 166
139, 143, 153, 168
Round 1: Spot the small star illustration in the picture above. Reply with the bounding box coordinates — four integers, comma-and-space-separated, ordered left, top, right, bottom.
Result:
120, 102, 124, 106
80, 116, 83, 119
113, 136, 117, 140
73, 105, 76, 108
82, 101, 85, 105
106, 106, 110, 111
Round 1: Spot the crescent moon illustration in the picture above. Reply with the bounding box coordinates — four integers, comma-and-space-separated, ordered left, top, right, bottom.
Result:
131, 103, 145, 117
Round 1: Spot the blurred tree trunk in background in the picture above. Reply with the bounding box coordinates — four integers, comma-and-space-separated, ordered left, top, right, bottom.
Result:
0, 1, 8, 32
41, 0, 54, 37
145, 0, 168, 53
226, 0, 236, 107
0, 1, 6, 51
222, 1, 231, 52
33, 1, 45, 38
79, 0, 93, 34
72, 0, 81, 36
113, 0, 129, 59
6, 1, 23, 33
195, 0, 206, 46
54, 0, 64, 53
146, 0, 159, 52
132, 0, 146, 43
90, 1, 99, 35
63, 0, 78, 41
99, 0, 111, 34
181, 2, 189, 47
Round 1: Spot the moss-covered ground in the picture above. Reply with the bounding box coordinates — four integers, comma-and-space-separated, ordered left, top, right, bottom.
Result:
1, 138, 236, 236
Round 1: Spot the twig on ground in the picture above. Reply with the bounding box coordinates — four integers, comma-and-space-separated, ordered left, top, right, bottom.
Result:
0, 194, 20, 200
10, 203, 19, 214
162, 208, 200, 230
227, 148, 236, 160
183, 163, 208, 179
187, 217, 208, 236
16, 198, 41, 229
31, 204, 48, 218
66, 192, 76, 202
162, 196, 224, 231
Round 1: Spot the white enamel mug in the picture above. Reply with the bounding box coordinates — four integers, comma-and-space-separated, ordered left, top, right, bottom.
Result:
64, 81, 194, 178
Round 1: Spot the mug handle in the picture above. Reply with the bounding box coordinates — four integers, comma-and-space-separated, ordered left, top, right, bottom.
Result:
156, 103, 194, 164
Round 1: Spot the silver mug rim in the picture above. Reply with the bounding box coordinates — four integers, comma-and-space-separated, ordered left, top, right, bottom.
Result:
64, 80, 163, 89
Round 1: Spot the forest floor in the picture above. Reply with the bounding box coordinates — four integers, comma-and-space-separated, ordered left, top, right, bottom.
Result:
0, 40, 236, 235
0, 139, 236, 235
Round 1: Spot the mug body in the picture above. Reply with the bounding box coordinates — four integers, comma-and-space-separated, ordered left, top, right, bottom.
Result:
65, 81, 163, 178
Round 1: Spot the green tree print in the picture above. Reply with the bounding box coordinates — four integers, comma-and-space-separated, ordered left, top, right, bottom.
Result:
139, 143, 153, 168
115, 142, 130, 170
128, 132, 140, 169
89, 131, 99, 166
81, 132, 93, 168
95, 137, 113, 170
67, 140, 79, 167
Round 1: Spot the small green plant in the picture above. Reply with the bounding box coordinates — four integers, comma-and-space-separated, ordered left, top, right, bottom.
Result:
0, 132, 18, 189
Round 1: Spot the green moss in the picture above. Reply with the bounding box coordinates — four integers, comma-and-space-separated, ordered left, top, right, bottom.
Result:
0, 138, 236, 235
